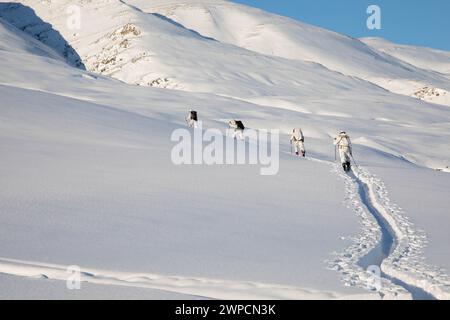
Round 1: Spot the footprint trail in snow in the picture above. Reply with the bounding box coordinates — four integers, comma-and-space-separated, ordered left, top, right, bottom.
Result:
311, 156, 450, 300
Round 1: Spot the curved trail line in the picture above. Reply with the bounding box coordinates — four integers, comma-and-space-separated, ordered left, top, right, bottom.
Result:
353, 170, 434, 299
307, 157, 409, 299
316, 155, 450, 300
354, 167, 450, 300
0, 258, 375, 300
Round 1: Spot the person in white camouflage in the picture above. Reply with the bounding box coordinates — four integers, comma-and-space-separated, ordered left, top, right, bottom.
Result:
290, 128, 305, 157
334, 131, 352, 172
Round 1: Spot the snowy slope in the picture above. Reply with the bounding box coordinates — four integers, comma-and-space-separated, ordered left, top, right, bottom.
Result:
362, 37, 450, 77
0, 2, 84, 67
0, 1, 450, 300
0, 0, 384, 98
0, 21, 380, 299
0, 273, 198, 299
1, 0, 449, 107
0, 17, 63, 60
127, 0, 450, 106
2, 7, 450, 173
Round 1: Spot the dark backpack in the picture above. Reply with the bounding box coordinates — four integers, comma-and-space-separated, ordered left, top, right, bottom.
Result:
190, 111, 198, 121
235, 120, 245, 130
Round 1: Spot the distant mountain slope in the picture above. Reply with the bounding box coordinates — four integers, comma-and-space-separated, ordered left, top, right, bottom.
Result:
361, 37, 450, 77
0, 2, 84, 68
0, 0, 389, 103
127, 0, 450, 105
0, 17, 62, 61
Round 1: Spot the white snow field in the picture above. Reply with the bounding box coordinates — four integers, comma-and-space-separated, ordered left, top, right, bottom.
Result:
361, 37, 450, 78
0, 0, 450, 300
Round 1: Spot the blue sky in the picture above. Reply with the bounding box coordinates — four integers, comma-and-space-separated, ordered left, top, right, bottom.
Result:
232, 0, 450, 51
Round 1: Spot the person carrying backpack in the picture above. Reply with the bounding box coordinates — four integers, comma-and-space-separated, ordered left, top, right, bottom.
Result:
228, 120, 245, 140
186, 109, 198, 128
290, 128, 306, 157
334, 131, 352, 172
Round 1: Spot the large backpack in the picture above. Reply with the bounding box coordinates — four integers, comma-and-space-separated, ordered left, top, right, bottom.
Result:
235, 120, 245, 130
189, 110, 198, 121
293, 128, 304, 141
339, 134, 350, 147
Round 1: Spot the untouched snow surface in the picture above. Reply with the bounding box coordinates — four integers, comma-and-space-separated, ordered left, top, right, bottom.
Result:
0, 0, 450, 300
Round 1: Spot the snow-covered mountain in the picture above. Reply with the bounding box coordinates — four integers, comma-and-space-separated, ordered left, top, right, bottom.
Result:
0, 0, 383, 98
0, 0, 450, 300
127, 0, 450, 105
0, 16, 62, 60
1, 0, 449, 107
362, 37, 450, 78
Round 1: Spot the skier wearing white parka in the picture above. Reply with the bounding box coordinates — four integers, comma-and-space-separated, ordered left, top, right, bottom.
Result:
290, 128, 305, 157
334, 131, 352, 172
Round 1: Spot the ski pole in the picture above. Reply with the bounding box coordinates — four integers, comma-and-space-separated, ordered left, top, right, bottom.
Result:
351, 154, 359, 168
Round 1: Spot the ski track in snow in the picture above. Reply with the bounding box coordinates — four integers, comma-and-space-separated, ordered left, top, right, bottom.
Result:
0, 155, 449, 299
307, 157, 409, 299
354, 167, 450, 300
314, 156, 450, 300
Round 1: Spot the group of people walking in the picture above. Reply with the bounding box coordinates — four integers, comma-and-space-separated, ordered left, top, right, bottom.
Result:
186, 110, 354, 172
186, 109, 245, 140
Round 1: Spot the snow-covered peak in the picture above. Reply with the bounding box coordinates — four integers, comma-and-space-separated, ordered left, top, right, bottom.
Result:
1, 0, 449, 106
127, 0, 450, 105
0, 0, 386, 100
